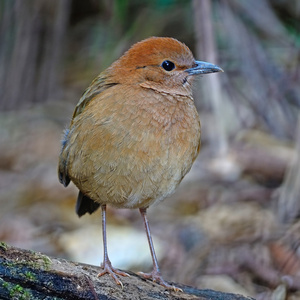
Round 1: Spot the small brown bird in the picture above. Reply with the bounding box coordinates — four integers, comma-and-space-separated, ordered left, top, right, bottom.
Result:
58, 37, 223, 290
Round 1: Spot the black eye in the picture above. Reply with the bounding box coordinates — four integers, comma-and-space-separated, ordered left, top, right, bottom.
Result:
161, 60, 175, 71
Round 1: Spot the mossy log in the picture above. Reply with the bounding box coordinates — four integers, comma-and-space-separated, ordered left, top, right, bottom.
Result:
0, 243, 253, 300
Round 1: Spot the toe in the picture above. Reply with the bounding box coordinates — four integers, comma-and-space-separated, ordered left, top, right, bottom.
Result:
138, 270, 182, 292
98, 262, 129, 288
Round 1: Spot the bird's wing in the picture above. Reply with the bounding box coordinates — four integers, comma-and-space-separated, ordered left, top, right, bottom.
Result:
58, 72, 118, 187
72, 72, 118, 120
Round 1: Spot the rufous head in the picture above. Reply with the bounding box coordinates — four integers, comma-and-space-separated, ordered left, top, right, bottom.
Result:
107, 37, 223, 96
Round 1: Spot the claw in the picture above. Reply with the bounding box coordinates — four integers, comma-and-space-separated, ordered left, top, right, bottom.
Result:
98, 260, 129, 289
138, 270, 182, 292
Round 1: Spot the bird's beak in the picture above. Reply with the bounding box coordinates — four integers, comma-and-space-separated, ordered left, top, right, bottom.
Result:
185, 60, 224, 75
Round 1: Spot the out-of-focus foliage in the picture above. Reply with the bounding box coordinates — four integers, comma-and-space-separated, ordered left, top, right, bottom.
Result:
0, 0, 193, 110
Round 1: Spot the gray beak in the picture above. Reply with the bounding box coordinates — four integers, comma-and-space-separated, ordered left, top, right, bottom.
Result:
186, 60, 224, 75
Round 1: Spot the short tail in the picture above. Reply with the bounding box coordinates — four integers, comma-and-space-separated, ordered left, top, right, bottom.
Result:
76, 191, 100, 217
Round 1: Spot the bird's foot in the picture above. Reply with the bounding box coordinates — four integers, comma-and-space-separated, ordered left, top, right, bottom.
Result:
138, 270, 182, 292
98, 260, 129, 289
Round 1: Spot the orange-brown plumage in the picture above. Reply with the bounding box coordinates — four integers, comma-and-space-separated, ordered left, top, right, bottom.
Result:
58, 37, 223, 290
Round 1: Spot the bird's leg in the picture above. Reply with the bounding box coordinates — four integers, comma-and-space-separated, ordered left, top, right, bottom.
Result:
138, 208, 182, 292
97, 204, 129, 287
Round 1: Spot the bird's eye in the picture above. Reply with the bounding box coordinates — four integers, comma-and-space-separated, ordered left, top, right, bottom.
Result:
161, 60, 175, 72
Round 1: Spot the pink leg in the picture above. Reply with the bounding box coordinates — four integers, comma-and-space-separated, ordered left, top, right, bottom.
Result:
138, 207, 182, 292
97, 205, 129, 287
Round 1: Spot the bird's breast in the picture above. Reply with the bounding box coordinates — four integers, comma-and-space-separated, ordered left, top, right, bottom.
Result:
66, 86, 201, 209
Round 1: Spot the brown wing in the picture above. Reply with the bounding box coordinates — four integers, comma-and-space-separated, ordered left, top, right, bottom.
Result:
72, 72, 118, 120
58, 71, 119, 187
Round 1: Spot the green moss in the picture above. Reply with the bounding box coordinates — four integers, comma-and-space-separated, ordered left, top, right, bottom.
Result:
2, 251, 52, 271
0, 241, 8, 250
24, 271, 37, 281
9, 284, 23, 297
40, 254, 52, 270
2, 280, 9, 289
1, 280, 31, 300
32, 253, 52, 270
2, 261, 14, 268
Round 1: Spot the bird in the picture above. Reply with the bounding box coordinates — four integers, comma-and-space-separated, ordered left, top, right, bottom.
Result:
58, 36, 223, 291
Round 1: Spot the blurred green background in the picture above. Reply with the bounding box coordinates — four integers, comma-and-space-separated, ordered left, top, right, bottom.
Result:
0, 0, 300, 298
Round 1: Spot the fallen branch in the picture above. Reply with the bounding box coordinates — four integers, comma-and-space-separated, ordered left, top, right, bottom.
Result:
0, 243, 253, 300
